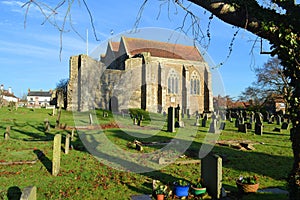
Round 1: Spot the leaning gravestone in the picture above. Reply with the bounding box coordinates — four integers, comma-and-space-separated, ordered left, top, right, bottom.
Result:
20, 186, 36, 200
52, 134, 62, 176
167, 107, 175, 132
219, 122, 226, 130
201, 154, 223, 200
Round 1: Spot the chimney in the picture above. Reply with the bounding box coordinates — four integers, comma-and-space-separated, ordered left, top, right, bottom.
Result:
8, 87, 12, 94
0, 84, 3, 91
28, 88, 30, 94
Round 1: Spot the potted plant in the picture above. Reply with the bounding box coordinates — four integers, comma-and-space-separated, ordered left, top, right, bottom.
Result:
173, 179, 190, 198
191, 178, 206, 196
153, 180, 168, 200
236, 175, 259, 193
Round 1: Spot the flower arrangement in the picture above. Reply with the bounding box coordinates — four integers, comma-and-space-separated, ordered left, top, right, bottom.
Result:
236, 175, 259, 193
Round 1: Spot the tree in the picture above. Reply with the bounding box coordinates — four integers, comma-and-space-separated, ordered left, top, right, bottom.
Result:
240, 57, 292, 112
23, 0, 300, 198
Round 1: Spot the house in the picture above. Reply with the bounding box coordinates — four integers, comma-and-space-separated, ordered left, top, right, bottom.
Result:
0, 84, 19, 104
67, 36, 213, 114
27, 89, 53, 107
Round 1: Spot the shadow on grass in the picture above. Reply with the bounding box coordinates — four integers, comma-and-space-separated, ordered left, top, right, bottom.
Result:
34, 149, 52, 174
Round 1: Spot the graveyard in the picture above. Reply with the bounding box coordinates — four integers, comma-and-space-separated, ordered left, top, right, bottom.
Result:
0, 106, 293, 199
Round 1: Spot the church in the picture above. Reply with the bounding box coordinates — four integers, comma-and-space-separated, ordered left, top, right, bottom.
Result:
66, 36, 213, 115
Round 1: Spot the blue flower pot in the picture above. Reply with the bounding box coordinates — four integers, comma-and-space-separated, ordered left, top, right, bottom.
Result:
174, 184, 190, 197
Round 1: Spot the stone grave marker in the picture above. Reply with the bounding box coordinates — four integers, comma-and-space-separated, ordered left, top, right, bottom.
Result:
208, 119, 218, 133
245, 122, 252, 130
255, 123, 263, 135
238, 123, 247, 133
219, 122, 226, 130
52, 134, 62, 176
281, 122, 289, 130
167, 107, 175, 132
194, 115, 200, 126
201, 154, 223, 199
71, 128, 75, 141
44, 118, 50, 132
89, 113, 93, 125
4, 126, 10, 140
65, 134, 71, 154
276, 115, 281, 125
20, 186, 36, 200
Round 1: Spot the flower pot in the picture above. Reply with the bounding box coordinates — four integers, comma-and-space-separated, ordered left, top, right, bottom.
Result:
236, 181, 259, 193
156, 194, 164, 200
191, 185, 206, 196
173, 184, 190, 197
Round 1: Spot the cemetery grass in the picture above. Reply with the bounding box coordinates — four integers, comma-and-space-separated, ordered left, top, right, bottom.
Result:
0, 107, 292, 199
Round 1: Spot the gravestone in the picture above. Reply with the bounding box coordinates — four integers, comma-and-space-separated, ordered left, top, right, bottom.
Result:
44, 118, 50, 132
52, 107, 56, 116
238, 123, 247, 133
255, 123, 263, 135
52, 134, 62, 176
249, 112, 254, 124
208, 119, 218, 133
65, 134, 71, 154
194, 115, 200, 126
245, 122, 252, 130
276, 115, 281, 125
235, 118, 240, 128
201, 154, 223, 200
71, 128, 75, 141
167, 107, 175, 132
219, 122, 226, 130
103, 111, 108, 118
20, 186, 36, 200
4, 126, 10, 140
201, 117, 207, 127
55, 107, 62, 128
281, 122, 289, 130
89, 113, 93, 125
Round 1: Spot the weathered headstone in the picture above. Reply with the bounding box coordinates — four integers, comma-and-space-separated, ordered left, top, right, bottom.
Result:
208, 119, 218, 133
238, 123, 247, 133
167, 107, 175, 132
65, 134, 71, 154
201, 154, 223, 199
44, 118, 50, 132
219, 122, 226, 130
52, 107, 56, 116
20, 186, 36, 200
276, 115, 282, 125
52, 134, 62, 176
245, 122, 252, 130
281, 122, 289, 130
4, 126, 10, 140
201, 117, 207, 127
194, 115, 200, 126
89, 113, 93, 125
71, 128, 75, 141
55, 107, 62, 128
255, 123, 263, 135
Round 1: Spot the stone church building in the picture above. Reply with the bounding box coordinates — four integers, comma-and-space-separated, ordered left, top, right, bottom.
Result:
67, 36, 213, 115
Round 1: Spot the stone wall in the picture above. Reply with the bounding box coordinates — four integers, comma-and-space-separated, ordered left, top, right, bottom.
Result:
67, 53, 213, 114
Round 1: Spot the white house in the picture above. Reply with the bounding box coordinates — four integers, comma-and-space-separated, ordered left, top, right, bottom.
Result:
0, 84, 19, 103
27, 89, 52, 107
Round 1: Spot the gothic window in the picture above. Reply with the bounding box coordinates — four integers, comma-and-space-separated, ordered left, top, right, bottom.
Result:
190, 71, 200, 95
168, 69, 179, 94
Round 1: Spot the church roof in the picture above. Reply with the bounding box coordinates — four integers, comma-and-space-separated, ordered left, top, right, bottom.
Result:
110, 41, 120, 52
121, 37, 204, 62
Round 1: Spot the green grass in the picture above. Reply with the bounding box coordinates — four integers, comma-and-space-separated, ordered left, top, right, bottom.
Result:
0, 107, 292, 199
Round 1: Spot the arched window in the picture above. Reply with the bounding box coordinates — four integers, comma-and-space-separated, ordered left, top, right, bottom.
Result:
168, 69, 179, 94
190, 71, 200, 95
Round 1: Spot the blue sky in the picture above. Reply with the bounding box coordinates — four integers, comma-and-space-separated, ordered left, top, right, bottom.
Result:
0, 0, 272, 99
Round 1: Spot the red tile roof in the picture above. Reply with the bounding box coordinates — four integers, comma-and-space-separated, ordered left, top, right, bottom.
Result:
110, 41, 120, 52
122, 37, 204, 61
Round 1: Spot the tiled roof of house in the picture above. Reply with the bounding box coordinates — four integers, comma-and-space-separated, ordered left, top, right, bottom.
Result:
28, 91, 52, 97
2, 90, 18, 98
122, 37, 204, 61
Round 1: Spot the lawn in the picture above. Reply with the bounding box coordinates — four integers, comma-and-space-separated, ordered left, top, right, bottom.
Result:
0, 107, 293, 199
